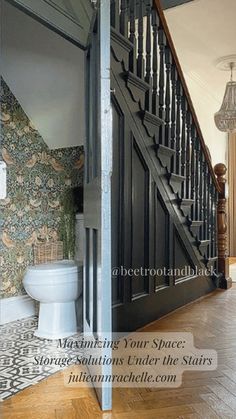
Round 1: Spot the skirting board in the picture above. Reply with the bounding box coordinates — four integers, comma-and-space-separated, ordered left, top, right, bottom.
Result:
0, 295, 36, 325
230, 263, 236, 283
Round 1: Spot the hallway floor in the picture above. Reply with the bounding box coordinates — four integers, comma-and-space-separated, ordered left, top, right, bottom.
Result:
2, 286, 236, 418
0, 317, 82, 401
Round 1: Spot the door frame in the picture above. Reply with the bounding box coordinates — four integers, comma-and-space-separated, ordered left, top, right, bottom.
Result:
2, 0, 113, 411
83, 0, 113, 411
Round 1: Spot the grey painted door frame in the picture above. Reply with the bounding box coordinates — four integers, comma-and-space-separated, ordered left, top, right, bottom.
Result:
83, 0, 113, 411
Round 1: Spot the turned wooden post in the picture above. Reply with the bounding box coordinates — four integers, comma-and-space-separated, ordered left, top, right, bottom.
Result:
214, 163, 232, 289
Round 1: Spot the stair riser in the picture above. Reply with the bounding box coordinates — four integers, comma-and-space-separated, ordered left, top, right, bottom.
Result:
198, 244, 210, 258
190, 226, 201, 237
111, 28, 133, 72
167, 174, 185, 195
123, 72, 150, 109
156, 144, 175, 172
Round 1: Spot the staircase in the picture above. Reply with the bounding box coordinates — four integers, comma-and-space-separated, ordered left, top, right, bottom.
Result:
109, 0, 228, 331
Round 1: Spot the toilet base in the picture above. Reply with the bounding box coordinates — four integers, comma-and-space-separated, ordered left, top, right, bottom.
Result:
35, 301, 77, 340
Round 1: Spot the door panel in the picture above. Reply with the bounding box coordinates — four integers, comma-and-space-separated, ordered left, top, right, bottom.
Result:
131, 138, 149, 299
83, 1, 112, 411
111, 98, 124, 306
154, 191, 170, 289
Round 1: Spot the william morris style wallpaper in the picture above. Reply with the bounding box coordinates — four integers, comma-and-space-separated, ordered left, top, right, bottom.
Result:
0, 78, 84, 298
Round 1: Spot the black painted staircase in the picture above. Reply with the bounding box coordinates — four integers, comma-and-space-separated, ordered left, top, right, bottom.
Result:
109, 0, 221, 330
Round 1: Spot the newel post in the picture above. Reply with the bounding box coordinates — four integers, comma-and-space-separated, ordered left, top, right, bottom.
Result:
214, 163, 232, 289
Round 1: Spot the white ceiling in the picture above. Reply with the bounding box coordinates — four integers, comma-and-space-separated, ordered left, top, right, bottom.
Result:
165, 0, 236, 101
164, 0, 236, 165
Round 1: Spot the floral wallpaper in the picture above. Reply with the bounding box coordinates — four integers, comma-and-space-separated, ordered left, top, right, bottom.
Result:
0, 78, 84, 298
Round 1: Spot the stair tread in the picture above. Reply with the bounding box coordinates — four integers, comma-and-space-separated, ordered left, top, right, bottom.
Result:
122, 71, 150, 91
111, 27, 133, 52
180, 199, 194, 206
155, 144, 175, 154
141, 110, 164, 128
169, 173, 185, 180
191, 220, 204, 226
199, 240, 210, 246
141, 111, 164, 138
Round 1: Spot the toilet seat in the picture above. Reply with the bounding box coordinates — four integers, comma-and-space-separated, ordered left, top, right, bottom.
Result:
28, 262, 78, 273
25, 260, 82, 284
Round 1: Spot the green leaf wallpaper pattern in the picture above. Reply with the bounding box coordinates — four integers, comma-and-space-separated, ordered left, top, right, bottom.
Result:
0, 78, 84, 298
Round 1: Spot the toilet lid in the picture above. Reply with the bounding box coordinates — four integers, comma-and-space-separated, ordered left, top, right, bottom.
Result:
27, 260, 82, 275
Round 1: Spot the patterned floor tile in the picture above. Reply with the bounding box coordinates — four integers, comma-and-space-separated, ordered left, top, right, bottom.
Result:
0, 316, 83, 401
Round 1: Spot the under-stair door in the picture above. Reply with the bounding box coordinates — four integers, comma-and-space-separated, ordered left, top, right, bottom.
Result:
83, 0, 113, 411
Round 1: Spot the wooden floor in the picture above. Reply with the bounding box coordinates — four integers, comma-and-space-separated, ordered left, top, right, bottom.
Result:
2, 286, 236, 418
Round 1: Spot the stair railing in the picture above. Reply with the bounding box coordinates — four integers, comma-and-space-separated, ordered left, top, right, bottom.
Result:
110, 0, 231, 287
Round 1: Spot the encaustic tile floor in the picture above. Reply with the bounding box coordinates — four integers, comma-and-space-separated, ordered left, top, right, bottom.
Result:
0, 316, 82, 401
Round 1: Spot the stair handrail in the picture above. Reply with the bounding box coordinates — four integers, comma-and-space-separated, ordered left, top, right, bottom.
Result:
154, 0, 221, 193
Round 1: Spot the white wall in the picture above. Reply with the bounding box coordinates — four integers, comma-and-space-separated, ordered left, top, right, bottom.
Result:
2, 2, 86, 149
164, 0, 236, 167
184, 73, 228, 167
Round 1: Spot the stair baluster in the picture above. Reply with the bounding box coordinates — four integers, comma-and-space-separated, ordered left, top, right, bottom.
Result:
212, 187, 217, 259
207, 174, 212, 260
129, 0, 137, 74
145, 0, 152, 112
185, 108, 191, 200
210, 182, 215, 258
111, 0, 120, 30
170, 63, 177, 172
203, 158, 208, 240
175, 77, 181, 174
158, 25, 166, 144
120, 0, 128, 37
152, 10, 159, 116
137, 0, 144, 79
165, 46, 171, 148
180, 94, 187, 197
194, 138, 200, 223
190, 124, 196, 222
199, 151, 204, 241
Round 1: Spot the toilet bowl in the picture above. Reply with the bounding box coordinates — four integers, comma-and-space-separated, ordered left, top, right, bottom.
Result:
23, 260, 83, 340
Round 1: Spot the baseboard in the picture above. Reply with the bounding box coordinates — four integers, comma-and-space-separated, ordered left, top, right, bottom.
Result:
0, 295, 36, 325
230, 263, 236, 283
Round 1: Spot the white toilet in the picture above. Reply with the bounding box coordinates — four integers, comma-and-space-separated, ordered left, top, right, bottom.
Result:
23, 260, 83, 339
